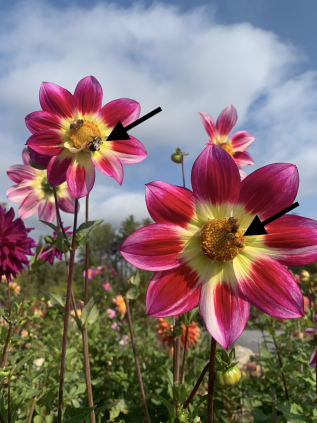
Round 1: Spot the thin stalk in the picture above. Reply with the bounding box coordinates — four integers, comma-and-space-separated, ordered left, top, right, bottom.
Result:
261, 329, 269, 351
180, 325, 189, 384
7, 376, 10, 423
181, 154, 186, 188
125, 299, 151, 423
297, 321, 303, 373
0, 280, 13, 369
271, 386, 277, 422
26, 381, 39, 423
172, 316, 177, 383
208, 338, 217, 423
57, 199, 78, 423
271, 332, 289, 400
84, 194, 89, 304
183, 361, 209, 409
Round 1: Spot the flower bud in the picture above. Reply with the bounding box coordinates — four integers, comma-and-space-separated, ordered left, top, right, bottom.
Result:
44, 235, 54, 244
171, 153, 182, 164
300, 270, 310, 282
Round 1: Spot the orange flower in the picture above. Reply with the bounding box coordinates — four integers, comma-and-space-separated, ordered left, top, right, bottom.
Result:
304, 296, 314, 313
9, 281, 21, 297
156, 318, 173, 347
156, 318, 200, 349
181, 321, 200, 348
113, 295, 126, 316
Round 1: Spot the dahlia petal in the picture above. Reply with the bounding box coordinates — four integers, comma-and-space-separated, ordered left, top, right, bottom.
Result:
6, 164, 35, 183
119, 223, 185, 271
47, 149, 73, 186
146, 264, 201, 317
229, 131, 255, 152
106, 135, 147, 164
309, 347, 317, 367
246, 215, 317, 266
26, 130, 64, 156
22, 148, 30, 165
25, 111, 64, 134
233, 151, 254, 166
199, 262, 250, 350
57, 196, 76, 213
191, 144, 240, 218
73, 76, 103, 118
29, 149, 52, 167
198, 112, 216, 142
39, 82, 77, 119
18, 191, 40, 219
38, 200, 56, 223
215, 105, 238, 144
98, 98, 140, 129
6, 185, 31, 203
91, 149, 123, 186
66, 152, 95, 199
145, 181, 195, 228
304, 327, 317, 340
238, 167, 247, 181
234, 249, 304, 319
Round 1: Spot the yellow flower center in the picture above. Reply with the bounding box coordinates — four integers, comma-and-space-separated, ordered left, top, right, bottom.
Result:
200, 217, 245, 262
218, 142, 233, 156
69, 120, 102, 152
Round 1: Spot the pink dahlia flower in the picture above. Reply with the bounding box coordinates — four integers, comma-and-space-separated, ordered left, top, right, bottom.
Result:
83, 269, 94, 279
304, 315, 317, 367
102, 281, 112, 291
0, 206, 37, 281
40, 226, 72, 265
119, 145, 317, 350
199, 105, 254, 180
25, 76, 147, 199
6, 148, 77, 223
107, 308, 116, 319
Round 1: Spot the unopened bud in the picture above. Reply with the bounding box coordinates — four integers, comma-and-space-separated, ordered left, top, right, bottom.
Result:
300, 270, 310, 282
44, 235, 53, 244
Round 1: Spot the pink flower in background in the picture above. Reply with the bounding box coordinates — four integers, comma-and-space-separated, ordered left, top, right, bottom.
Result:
107, 308, 116, 319
119, 335, 129, 345
198, 105, 255, 180
40, 226, 72, 265
111, 322, 119, 330
304, 315, 317, 367
25, 76, 147, 199
83, 269, 94, 279
109, 265, 117, 275
0, 206, 37, 281
6, 148, 77, 223
102, 281, 112, 291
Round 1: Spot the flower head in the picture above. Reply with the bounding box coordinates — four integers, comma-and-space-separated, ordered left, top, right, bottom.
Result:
304, 316, 317, 367
40, 226, 72, 265
119, 335, 129, 345
83, 268, 94, 279
102, 281, 112, 291
25, 76, 147, 199
120, 145, 317, 350
0, 206, 37, 281
6, 148, 77, 223
112, 295, 126, 316
198, 105, 254, 180
9, 281, 21, 297
109, 265, 117, 275
111, 322, 119, 330
156, 318, 200, 348
107, 308, 116, 319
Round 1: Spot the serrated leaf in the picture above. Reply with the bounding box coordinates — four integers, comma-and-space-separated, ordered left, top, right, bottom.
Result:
128, 270, 141, 287
157, 395, 175, 422
62, 405, 96, 423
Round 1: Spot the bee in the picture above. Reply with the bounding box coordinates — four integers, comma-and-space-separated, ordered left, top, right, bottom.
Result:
233, 238, 244, 249
88, 136, 103, 152
69, 119, 84, 130
226, 233, 235, 240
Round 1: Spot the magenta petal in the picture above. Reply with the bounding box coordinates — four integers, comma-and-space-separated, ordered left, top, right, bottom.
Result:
47, 150, 73, 186
309, 347, 317, 367
39, 82, 77, 119
145, 181, 195, 228
146, 265, 201, 317
29, 149, 52, 167
18, 191, 40, 218
191, 144, 240, 213
215, 105, 238, 142
25, 111, 64, 134
7, 164, 35, 183
233, 151, 254, 166
304, 327, 317, 340
91, 149, 123, 185
119, 223, 184, 271
57, 196, 76, 213
73, 76, 103, 117
22, 148, 30, 165
38, 200, 56, 223
98, 98, 140, 128
239, 167, 247, 181
229, 131, 255, 152
198, 112, 216, 141
238, 163, 299, 223
107, 136, 147, 164
66, 153, 95, 199
26, 130, 64, 156
6, 185, 31, 203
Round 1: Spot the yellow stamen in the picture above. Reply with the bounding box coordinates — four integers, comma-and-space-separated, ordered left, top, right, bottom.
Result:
69, 120, 102, 152
200, 217, 245, 262
218, 142, 233, 157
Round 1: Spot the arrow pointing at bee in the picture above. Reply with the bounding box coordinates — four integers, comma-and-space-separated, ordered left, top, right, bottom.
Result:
106, 107, 162, 141
244, 202, 299, 236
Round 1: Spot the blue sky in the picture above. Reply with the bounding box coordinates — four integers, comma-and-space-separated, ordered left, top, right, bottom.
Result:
0, 0, 317, 241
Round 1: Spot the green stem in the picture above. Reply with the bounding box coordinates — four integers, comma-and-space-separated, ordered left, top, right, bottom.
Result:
208, 338, 217, 423
180, 325, 189, 384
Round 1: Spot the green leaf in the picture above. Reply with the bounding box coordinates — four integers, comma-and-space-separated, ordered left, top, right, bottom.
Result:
229, 347, 236, 363
108, 399, 128, 421
80, 295, 99, 329
188, 395, 208, 420
161, 368, 174, 388
62, 405, 96, 423
259, 348, 272, 359
221, 348, 230, 364
276, 402, 307, 423
40, 221, 67, 245
188, 306, 199, 323
173, 382, 188, 403
128, 270, 141, 287
125, 286, 140, 300
49, 293, 66, 312
156, 395, 175, 422
250, 409, 271, 422
175, 323, 183, 339
76, 220, 104, 239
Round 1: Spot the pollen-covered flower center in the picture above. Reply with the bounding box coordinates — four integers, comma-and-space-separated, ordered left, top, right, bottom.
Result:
200, 217, 245, 262
69, 120, 102, 152
218, 142, 233, 157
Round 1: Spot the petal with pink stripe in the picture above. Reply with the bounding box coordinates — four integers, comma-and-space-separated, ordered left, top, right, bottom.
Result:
91, 148, 123, 186
47, 149, 73, 186
6, 184, 31, 203
25, 111, 64, 134
73, 76, 103, 118
66, 152, 95, 199
98, 98, 140, 129
7, 165, 35, 183
145, 181, 195, 228
18, 191, 40, 218
119, 223, 185, 271
198, 112, 216, 142
38, 200, 56, 223
146, 264, 201, 317
305, 327, 317, 340
232, 151, 254, 166
234, 249, 304, 319
57, 196, 77, 213
229, 131, 255, 152
26, 130, 64, 156
107, 135, 147, 164
309, 347, 317, 367
215, 105, 238, 144
39, 82, 77, 119
22, 148, 30, 165
199, 261, 250, 350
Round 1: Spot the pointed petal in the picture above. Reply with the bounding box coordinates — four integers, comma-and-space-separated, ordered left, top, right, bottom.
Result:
229, 131, 255, 152
198, 112, 216, 141
26, 130, 64, 156
39, 82, 77, 119
191, 144, 240, 218
239, 167, 247, 181
18, 191, 40, 218
233, 151, 254, 166
38, 200, 56, 223
309, 347, 317, 367
234, 249, 304, 319
73, 76, 103, 118
6, 184, 30, 203
146, 264, 201, 317
29, 149, 52, 167
66, 153, 95, 199
199, 262, 250, 350
98, 98, 140, 129
57, 196, 76, 213
106, 135, 147, 164
119, 223, 185, 271
22, 148, 30, 165
25, 111, 64, 134
215, 105, 238, 144
145, 181, 195, 228
47, 149, 73, 186
91, 148, 123, 185
304, 327, 317, 340
6, 164, 35, 183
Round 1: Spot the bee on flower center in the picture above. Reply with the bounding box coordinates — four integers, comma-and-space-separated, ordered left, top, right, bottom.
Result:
69, 119, 84, 130
87, 136, 103, 152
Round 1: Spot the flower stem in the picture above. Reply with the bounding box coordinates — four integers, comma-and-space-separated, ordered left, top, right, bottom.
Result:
271, 331, 289, 400
180, 325, 189, 384
125, 299, 151, 423
7, 375, 10, 423
181, 154, 186, 188
57, 199, 78, 423
0, 280, 13, 369
183, 361, 209, 409
208, 337, 217, 423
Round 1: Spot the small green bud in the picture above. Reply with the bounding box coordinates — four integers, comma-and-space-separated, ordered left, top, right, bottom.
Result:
44, 235, 54, 244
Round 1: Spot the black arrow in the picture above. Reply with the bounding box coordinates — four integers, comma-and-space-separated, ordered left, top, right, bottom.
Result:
106, 107, 162, 141
244, 202, 299, 236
